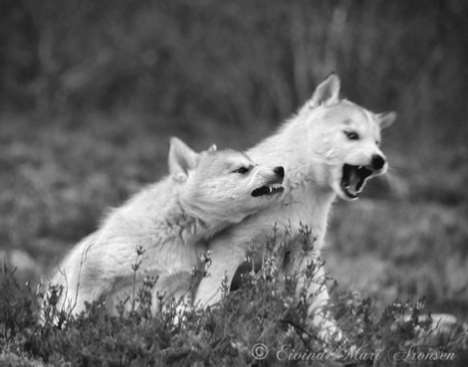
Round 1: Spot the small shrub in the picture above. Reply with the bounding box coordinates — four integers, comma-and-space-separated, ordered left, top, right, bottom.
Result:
0, 232, 467, 366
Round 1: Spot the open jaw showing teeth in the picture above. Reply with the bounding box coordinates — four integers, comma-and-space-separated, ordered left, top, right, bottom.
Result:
340, 164, 374, 199
251, 184, 284, 197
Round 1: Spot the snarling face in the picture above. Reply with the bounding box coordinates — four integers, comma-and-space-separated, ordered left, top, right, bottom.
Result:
317, 101, 395, 200
185, 149, 285, 222
299, 74, 396, 201
167, 137, 284, 224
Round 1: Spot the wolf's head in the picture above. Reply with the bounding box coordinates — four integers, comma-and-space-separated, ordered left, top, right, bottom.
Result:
298, 74, 396, 200
168, 137, 284, 224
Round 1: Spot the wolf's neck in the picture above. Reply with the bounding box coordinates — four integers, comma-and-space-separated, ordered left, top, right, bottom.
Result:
248, 111, 336, 238
250, 113, 330, 189
168, 197, 228, 246
126, 181, 225, 248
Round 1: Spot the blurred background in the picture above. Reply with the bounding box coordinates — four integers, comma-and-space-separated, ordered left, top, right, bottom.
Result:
1, 0, 467, 318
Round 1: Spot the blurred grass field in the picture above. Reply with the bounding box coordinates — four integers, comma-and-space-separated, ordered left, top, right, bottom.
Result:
1, 0, 467, 333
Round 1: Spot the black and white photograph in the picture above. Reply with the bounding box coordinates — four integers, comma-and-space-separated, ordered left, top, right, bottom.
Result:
0, 1, 467, 366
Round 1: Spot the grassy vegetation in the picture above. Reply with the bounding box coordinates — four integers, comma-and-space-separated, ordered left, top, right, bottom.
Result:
1, 0, 467, 365
1, 236, 467, 366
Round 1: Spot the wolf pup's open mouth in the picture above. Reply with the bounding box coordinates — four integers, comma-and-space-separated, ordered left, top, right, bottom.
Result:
251, 185, 284, 197
340, 164, 373, 199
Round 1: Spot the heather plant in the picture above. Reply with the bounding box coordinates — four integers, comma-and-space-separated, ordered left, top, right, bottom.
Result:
1, 232, 466, 366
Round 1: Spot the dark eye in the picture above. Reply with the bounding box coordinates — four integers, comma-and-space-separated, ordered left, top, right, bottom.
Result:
376, 140, 381, 146
232, 166, 250, 174
344, 130, 360, 140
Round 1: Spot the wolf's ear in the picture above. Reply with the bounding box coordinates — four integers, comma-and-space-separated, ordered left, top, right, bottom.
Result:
309, 73, 341, 107
375, 111, 397, 129
207, 144, 217, 153
168, 137, 200, 179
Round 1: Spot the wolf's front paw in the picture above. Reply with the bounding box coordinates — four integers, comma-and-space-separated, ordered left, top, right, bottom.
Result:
310, 311, 347, 346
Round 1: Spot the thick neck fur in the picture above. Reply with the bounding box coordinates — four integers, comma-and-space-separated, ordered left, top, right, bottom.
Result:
118, 178, 230, 248
176, 195, 235, 243
247, 107, 336, 240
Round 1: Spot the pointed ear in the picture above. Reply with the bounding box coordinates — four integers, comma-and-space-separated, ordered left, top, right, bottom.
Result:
168, 137, 200, 177
375, 111, 397, 129
309, 73, 341, 107
207, 144, 217, 153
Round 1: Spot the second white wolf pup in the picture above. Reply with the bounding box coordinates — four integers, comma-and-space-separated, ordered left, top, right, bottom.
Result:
194, 74, 396, 341
50, 137, 284, 315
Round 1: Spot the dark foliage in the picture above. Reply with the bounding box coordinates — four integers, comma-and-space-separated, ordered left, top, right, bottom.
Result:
1, 237, 467, 366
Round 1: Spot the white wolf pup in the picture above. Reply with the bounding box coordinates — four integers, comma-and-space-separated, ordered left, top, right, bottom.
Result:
194, 74, 396, 341
49, 137, 284, 315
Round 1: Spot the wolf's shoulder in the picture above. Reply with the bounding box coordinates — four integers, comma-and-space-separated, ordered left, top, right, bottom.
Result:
104, 175, 181, 224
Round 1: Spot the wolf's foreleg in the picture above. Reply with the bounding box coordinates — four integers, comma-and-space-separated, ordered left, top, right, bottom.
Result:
288, 249, 344, 344
193, 239, 246, 308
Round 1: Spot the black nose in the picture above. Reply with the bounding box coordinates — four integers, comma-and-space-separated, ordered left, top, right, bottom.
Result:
371, 154, 386, 170
274, 166, 284, 179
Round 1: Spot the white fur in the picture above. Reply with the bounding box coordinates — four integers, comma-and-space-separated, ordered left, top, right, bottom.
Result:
194, 74, 396, 340
48, 138, 284, 315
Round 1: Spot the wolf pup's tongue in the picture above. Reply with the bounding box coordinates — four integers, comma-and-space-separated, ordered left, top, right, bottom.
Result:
347, 168, 362, 195
342, 164, 374, 198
